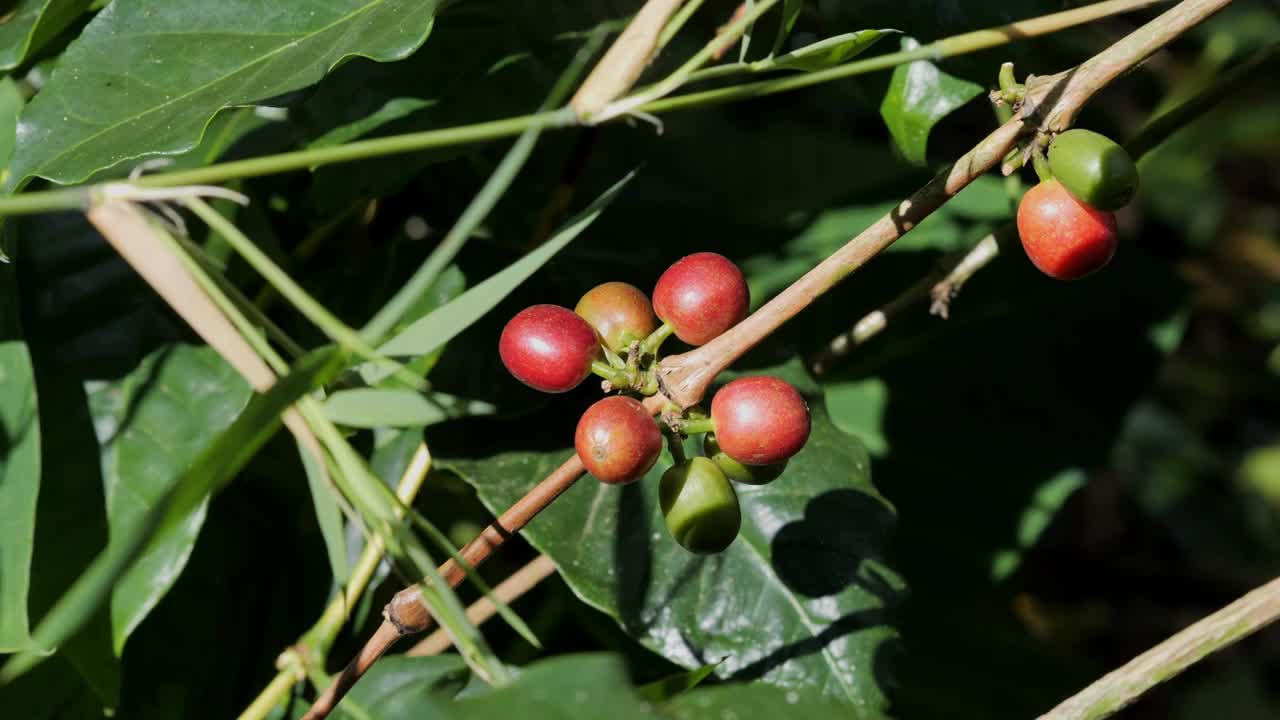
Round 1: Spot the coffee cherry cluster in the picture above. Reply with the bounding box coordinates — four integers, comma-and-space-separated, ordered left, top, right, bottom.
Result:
498, 253, 811, 555
1017, 129, 1138, 280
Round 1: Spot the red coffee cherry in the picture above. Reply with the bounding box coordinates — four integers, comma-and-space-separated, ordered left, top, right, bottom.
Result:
652, 252, 749, 346
1017, 179, 1119, 281
575, 396, 662, 485
574, 282, 658, 353
499, 304, 599, 393
709, 376, 811, 466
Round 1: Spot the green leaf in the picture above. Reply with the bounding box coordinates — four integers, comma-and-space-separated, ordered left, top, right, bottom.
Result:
878, 37, 982, 166
0, 0, 92, 71
333, 654, 469, 720
87, 344, 253, 654
324, 388, 496, 429
0, 346, 349, 684
636, 663, 720, 703
767, 30, 895, 72
448, 364, 902, 707
434, 654, 655, 720
5, 0, 441, 190
824, 377, 889, 457
0, 260, 40, 653
370, 170, 636, 372
307, 97, 435, 152
300, 439, 349, 586
666, 683, 853, 719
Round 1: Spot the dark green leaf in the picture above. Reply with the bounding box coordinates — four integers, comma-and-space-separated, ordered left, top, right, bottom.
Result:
770, 0, 804, 55
0, 0, 92, 71
5, 0, 441, 189
824, 378, 889, 457
0, 260, 40, 653
87, 344, 252, 654
449, 364, 902, 707
768, 30, 894, 72
0, 346, 348, 684
879, 37, 982, 166
666, 684, 853, 720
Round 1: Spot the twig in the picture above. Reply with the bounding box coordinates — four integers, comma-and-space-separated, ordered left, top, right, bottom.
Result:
305, 2, 1230, 715
1038, 576, 1280, 720
809, 272, 939, 376
407, 555, 559, 657
928, 228, 1009, 319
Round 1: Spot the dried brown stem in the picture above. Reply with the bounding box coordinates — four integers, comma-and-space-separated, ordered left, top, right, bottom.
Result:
407, 555, 559, 657
569, 0, 685, 119
307, 2, 1232, 715
929, 226, 1010, 319
1038, 576, 1280, 720
300, 620, 402, 720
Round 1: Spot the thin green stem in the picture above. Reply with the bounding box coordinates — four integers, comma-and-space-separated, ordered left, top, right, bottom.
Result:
0, 0, 1169, 218
592, 0, 781, 122
642, 321, 675, 355
175, 233, 307, 360
679, 417, 716, 435
591, 359, 632, 388
361, 28, 609, 344
656, 0, 708, 51
635, 0, 1169, 115
1030, 148, 1053, 182
185, 198, 422, 388
135, 109, 573, 191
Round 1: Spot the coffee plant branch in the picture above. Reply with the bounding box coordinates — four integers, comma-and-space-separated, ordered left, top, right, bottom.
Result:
811, 39, 1271, 376
0, 0, 1170, 218
302, 1, 1232, 717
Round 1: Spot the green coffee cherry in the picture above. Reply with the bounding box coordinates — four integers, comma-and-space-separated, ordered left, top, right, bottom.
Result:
703, 433, 787, 486
1047, 129, 1138, 211
659, 457, 741, 554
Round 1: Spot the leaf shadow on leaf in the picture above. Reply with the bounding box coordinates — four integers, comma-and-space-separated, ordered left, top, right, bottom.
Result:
771, 489, 897, 598
615, 481, 652, 634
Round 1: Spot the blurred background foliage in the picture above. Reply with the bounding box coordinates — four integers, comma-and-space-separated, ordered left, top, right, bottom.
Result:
1, 0, 1279, 718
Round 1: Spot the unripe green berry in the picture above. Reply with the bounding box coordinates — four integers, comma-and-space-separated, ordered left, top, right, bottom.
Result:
1047, 128, 1139, 211
659, 457, 741, 554
703, 433, 787, 485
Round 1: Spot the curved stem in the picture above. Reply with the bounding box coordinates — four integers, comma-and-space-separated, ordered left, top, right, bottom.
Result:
642, 321, 675, 355
1039, 576, 1280, 720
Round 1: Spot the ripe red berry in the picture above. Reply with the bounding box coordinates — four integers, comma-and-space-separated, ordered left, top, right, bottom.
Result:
575, 396, 662, 485
710, 376, 810, 466
574, 282, 658, 353
652, 252, 749, 346
499, 304, 599, 393
1017, 179, 1119, 281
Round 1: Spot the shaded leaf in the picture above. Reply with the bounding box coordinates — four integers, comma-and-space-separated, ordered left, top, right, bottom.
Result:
5, 0, 441, 189
0, 346, 348, 683
636, 662, 720, 703
824, 377, 889, 457
0, 0, 92, 71
87, 344, 252, 654
879, 37, 982, 166
325, 388, 495, 429
768, 30, 894, 72
0, 260, 40, 653
989, 469, 1086, 580
449, 363, 902, 707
